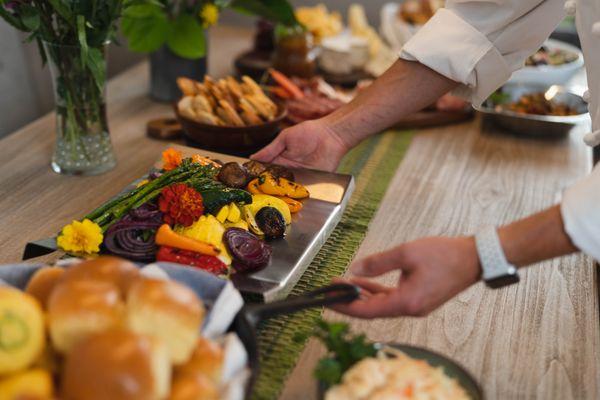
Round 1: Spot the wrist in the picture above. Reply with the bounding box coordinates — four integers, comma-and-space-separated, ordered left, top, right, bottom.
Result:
321, 109, 367, 150
314, 117, 354, 155
460, 236, 482, 285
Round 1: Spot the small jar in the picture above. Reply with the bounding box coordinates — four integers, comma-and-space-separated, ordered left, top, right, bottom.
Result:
272, 26, 317, 78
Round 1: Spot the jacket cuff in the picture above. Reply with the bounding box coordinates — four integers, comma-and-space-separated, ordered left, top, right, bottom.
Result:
399, 8, 511, 106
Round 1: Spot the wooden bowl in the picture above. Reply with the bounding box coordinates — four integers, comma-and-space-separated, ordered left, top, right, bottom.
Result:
174, 104, 287, 155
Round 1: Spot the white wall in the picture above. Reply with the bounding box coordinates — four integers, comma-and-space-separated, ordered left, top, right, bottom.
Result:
0, 22, 144, 138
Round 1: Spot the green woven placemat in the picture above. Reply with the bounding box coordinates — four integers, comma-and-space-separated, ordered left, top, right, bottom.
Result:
251, 130, 415, 400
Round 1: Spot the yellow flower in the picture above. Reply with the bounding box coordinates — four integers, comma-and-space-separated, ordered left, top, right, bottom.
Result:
57, 219, 103, 254
200, 3, 219, 28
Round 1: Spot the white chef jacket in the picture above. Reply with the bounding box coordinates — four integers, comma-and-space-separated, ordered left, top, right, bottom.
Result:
399, 0, 600, 261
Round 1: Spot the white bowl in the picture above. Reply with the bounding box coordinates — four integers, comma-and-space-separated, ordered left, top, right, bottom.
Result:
508, 39, 584, 86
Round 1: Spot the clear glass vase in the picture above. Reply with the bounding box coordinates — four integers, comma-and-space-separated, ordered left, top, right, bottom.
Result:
44, 41, 116, 175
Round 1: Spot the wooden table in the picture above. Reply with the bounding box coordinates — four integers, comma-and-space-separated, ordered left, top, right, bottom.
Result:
1, 26, 599, 399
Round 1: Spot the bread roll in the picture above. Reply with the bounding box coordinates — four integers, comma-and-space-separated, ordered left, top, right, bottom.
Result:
25, 266, 64, 310
0, 368, 53, 400
60, 256, 139, 296
175, 337, 223, 384
169, 371, 219, 400
62, 330, 171, 400
0, 287, 45, 375
48, 280, 124, 354
126, 278, 204, 365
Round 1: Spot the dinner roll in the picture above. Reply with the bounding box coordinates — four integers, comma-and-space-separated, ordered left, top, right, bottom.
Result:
62, 330, 171, 400
0, 368, 54, 400
169, 371, 219, 400
25, 266, 65, 310
0, 287, 45, 375
61, 255, 140, 296
175, 337, 224, 384
126, 278, 204, 365
48, 280, 124, 354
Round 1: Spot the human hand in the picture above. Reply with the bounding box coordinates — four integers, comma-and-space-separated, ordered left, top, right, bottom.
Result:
331, 237, 481, 318
250, 119, 350, 172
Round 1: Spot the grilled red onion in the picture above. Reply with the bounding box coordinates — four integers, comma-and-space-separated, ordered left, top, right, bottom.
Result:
104, 203, 162, 261
224, 228, 272, 272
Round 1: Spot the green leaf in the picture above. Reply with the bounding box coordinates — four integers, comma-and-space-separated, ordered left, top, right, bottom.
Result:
230, 0, 298, 27
166, 13, 206, 60
123, 3, 161, 18
47, 0, 74, 26
314, 357, 343, 386
121, 4, 169, 53
19, 4, 40, 31
77, 15, 89, 67
86, 48, 106, 92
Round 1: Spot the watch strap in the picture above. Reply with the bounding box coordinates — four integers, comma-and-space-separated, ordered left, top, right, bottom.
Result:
475, 226, 520, 288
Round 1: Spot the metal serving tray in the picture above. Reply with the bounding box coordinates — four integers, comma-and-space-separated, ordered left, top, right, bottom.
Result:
474, 83, 590, 137
23, 145, 354, 302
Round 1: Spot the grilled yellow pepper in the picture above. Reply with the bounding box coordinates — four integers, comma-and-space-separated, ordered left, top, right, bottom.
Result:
257, 173, 309, 199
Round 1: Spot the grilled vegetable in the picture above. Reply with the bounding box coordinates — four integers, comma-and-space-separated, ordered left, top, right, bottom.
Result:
227, 203, 241, 222
224, 228, 272, 272
243, 160, 267, 179
156, 246, 228, 275
247, 178, 263, 195
266, 164, 295, 182
243, 206, 264, 236
103, 203, 162, 262
277, 196, 303, 213
200, 188, 252, 215
216, 205, 230, 223
246, 194, 291, 224
217, 162, 250, 188
256, 207, 286, 239
258, 173, 309, 199
155, 224, 220, 256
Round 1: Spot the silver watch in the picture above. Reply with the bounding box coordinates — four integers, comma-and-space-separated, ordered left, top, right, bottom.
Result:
475, 226, 520, 289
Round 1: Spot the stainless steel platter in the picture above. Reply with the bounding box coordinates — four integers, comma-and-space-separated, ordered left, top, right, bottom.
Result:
23, 145, 354, 302
474, 83, 589, 137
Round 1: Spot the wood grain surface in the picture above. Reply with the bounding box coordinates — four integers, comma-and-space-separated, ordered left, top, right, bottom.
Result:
281, 120, 600, 400
0, 26, 598, 400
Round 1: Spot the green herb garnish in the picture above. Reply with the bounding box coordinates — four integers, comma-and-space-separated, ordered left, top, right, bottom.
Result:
294, 319, 377, 387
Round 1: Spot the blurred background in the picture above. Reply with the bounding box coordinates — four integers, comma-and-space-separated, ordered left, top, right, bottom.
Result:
0, 0, 578, 138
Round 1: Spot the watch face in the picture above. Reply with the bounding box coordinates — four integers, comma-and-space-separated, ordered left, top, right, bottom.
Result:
486, 274, 520, 289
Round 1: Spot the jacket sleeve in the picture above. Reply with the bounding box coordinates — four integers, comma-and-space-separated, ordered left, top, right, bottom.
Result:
561, 164, 600, 262
399, 0, 566, 105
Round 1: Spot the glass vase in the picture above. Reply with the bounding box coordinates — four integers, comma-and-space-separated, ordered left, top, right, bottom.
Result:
44, 41, 116, 175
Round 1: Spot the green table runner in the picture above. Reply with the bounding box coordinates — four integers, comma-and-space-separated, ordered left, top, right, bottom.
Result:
251, 130, 415, 400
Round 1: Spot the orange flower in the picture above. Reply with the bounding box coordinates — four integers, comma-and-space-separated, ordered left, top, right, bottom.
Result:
162, 148, 183, 171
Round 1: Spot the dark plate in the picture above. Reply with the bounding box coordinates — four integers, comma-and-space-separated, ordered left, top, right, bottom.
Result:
174, 104, 287, 156
318, 343, 483, 399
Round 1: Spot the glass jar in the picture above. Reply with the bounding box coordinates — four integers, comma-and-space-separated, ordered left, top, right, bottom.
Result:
272, 26, 317, 78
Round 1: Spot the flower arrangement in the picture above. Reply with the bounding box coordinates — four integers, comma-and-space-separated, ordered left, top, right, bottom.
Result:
122, 0, 299, 59
0, 0, 149, 174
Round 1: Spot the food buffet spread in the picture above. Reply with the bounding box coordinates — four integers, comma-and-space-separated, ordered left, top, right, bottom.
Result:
0, 0, 594, 399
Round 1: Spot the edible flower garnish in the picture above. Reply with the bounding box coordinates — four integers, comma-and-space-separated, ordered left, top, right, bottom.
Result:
162, 148, 183, 171
200, 3, 219, 28
158, 183, 204, 226
57, 219, 103, 254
